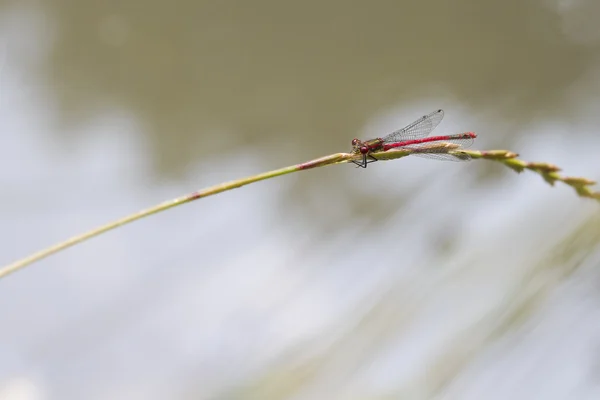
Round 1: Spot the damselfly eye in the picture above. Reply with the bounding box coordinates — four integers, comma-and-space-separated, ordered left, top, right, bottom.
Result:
360, 146, 369, 154
351, 138, 359, 146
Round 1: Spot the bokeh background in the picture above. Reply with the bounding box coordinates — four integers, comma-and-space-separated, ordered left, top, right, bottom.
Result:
1, 0, 600, 399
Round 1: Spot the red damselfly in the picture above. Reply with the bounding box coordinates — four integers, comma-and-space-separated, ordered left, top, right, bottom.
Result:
350, 109, 476, 168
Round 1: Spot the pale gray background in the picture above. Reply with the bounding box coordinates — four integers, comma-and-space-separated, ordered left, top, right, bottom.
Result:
1, 0, 600, 399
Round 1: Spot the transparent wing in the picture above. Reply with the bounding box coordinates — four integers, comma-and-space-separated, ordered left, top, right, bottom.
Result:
410, 152, 472, 162
400, 134, 474, 162
381, 109, 444, 144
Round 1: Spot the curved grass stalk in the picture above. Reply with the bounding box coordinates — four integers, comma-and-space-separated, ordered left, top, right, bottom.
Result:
0, 147, 597, 280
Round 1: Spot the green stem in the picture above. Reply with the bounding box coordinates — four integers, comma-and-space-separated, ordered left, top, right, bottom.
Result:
1, 147, 597, 281
0, 153, 347, 279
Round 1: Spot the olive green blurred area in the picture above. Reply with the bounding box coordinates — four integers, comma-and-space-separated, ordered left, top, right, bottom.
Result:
47, 0, 598, 173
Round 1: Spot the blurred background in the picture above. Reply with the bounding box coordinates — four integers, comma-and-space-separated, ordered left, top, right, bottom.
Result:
1, 0, 600, 399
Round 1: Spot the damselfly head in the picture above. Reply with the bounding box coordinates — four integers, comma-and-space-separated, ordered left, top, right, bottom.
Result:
351, 138, 365, 154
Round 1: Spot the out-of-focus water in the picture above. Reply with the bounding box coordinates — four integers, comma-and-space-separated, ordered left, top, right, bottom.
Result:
1, 1, 600, 399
